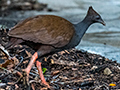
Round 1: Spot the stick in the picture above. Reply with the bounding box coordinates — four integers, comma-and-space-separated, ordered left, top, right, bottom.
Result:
0, 44, 11, 59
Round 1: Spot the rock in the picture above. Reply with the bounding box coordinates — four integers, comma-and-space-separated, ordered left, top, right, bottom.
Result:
91, 66, 98, 70
113, 76, 118, 81
104, 68, 112, 75
98, 57, 103, 60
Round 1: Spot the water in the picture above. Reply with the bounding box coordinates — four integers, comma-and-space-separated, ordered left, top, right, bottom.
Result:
38, 0, 120, 63
0, 0, 120, 63
76, 41, 120, 61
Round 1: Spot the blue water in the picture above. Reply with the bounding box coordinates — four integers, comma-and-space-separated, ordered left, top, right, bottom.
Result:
38, 0, 120, 63
1, 0, 120, 63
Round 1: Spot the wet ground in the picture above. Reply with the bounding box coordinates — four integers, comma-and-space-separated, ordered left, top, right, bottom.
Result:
0, 0, 120, 62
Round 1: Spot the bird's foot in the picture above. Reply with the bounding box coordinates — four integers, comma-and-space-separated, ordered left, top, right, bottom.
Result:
23, 52, 50, 88
36, 61, 50, 88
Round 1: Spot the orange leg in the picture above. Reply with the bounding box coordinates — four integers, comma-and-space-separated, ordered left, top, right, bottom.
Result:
24, 52, 50, 88
36, 61, 50, 88
25, 52, 38, 75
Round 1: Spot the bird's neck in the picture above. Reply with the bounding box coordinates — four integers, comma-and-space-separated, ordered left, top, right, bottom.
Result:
66, 18, 93, 48
75, 17, 93, 39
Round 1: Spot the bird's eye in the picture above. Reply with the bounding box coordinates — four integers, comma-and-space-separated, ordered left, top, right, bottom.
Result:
96, 16, 100, 19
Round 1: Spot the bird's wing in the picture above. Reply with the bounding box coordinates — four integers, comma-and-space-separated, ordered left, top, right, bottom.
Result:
8, 15, 75, 48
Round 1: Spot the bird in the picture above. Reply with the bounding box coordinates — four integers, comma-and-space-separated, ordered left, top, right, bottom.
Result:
5, 6, 105, 88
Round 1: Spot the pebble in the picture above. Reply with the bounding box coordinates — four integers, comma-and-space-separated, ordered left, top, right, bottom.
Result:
113, 76, 118, 81
91, 66, 98, 70
104, 68, 112, 75
98, 57, 102, 60
0, 83, 6, 87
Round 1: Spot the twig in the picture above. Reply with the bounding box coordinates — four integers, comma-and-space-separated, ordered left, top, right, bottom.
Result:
94, 84, 109, 90
0, 44, 11, 59
58, 78, 93, 84
0, 66, 11, 73
14, 56, 24, 69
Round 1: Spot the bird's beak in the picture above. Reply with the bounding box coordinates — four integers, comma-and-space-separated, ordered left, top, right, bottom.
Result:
99, 19, 106, 26
101, 20, 106, 26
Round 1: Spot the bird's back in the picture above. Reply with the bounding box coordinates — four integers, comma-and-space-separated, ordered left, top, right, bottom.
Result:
8, 15, 75, 48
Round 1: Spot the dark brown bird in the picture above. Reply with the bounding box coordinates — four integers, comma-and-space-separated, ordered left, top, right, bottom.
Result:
5, 6, 105, 88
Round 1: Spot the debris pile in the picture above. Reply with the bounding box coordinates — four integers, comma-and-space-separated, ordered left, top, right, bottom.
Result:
0, 27, 120, 90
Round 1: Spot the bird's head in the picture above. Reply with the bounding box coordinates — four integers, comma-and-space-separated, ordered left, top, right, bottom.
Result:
86, 6, 105, 26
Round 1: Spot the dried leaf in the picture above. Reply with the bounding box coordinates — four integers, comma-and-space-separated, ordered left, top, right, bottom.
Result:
0, 60, 14, 68
60, 51, 65, 55
51, 70, 60, 75
15, 84, 19, 89
64, 50, 70, 54
51, 59, 54, 64
7, 82, 15, 85
44, 57, 47, 62
12, 57, 19, 66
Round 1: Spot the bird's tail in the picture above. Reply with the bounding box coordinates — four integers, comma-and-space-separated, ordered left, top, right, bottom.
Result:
5, 38, 23, 49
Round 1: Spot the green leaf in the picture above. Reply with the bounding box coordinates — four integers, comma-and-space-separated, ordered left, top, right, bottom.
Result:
42, 68, 47, 74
